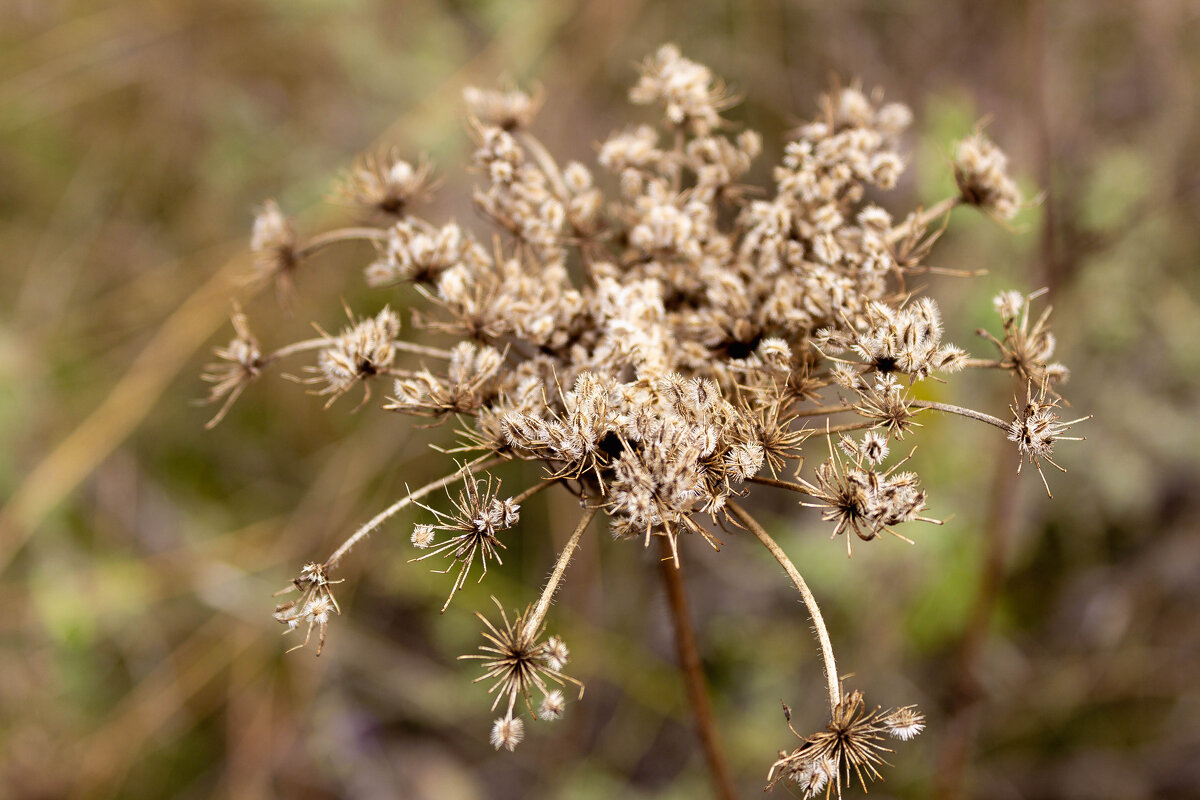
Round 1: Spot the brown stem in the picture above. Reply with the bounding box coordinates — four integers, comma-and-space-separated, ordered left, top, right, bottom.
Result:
657, 538, 741, 800
910, 400, 1008, 432
933, 436, 1020, 799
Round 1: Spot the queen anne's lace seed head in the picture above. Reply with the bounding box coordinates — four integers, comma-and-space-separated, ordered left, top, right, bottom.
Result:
464, 85, 542, 131
630, 44, 732, 134
308, 307, 400, 405
216, 44, 1084, 777
336, 149, 436, 217
954, 131, 1024, 220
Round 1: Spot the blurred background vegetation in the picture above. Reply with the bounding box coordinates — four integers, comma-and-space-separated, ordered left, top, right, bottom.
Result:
2, 1, 1199, 797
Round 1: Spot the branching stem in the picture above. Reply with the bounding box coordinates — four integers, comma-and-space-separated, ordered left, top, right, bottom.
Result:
262, 338, 329, 365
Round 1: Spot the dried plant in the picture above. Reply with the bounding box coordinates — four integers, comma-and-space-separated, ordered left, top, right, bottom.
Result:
203, 44, 1088, 795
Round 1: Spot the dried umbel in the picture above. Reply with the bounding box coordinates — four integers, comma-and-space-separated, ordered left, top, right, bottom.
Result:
768, 690, 926, 797
205, 45, 1087, 792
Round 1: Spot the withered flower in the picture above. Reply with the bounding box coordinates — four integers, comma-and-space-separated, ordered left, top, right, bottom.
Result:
200, 45, 1085, 781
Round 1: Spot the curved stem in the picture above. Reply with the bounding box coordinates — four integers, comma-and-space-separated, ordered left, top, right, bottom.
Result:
657, 538, 740, 800
294, 227, 388, 259
324, 453, 505, 568
727, 500, 840, 715
911, 400, 1008, 432
523, 506, 597, 639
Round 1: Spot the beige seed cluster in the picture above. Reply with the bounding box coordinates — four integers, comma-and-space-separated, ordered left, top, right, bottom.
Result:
202, 44, 1086, 787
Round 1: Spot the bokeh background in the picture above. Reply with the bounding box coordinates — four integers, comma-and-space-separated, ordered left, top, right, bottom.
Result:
3, 1, 1199, 798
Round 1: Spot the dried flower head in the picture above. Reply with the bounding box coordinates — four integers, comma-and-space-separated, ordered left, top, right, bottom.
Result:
538, 689, 566, 721
979, 287, 1069, 385
336, 148, 436, 218
798, 431, 937, 555
305, 306, 401, 407
200, 303, 263, 428
464, 84, 543, 131
247, 199, 302, 303
409, 472, 520, 612
459, 598, 583, 746
490, 714, 525, 751
883, 706, 925, 741
769, 690, 922, 796
206, 44, 1085, 781
953, 131, 1024, 220
272, 562, 343, 656
630, 43, 734, 134
1008, 380, 1090, 497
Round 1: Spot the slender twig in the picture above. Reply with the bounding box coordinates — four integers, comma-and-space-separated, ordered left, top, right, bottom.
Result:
824, 421, 876, 435
324, 453, 505, 568
261, 337, 329, 365
911, 400, 1008, 432
294, 227, 388, 259
728, 500, 840, 715
960, 358, 1006, 370
747, 475, 817, 498
656, 537, 741, 800
523, 507, 597, 639
793, 403, 857, 418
